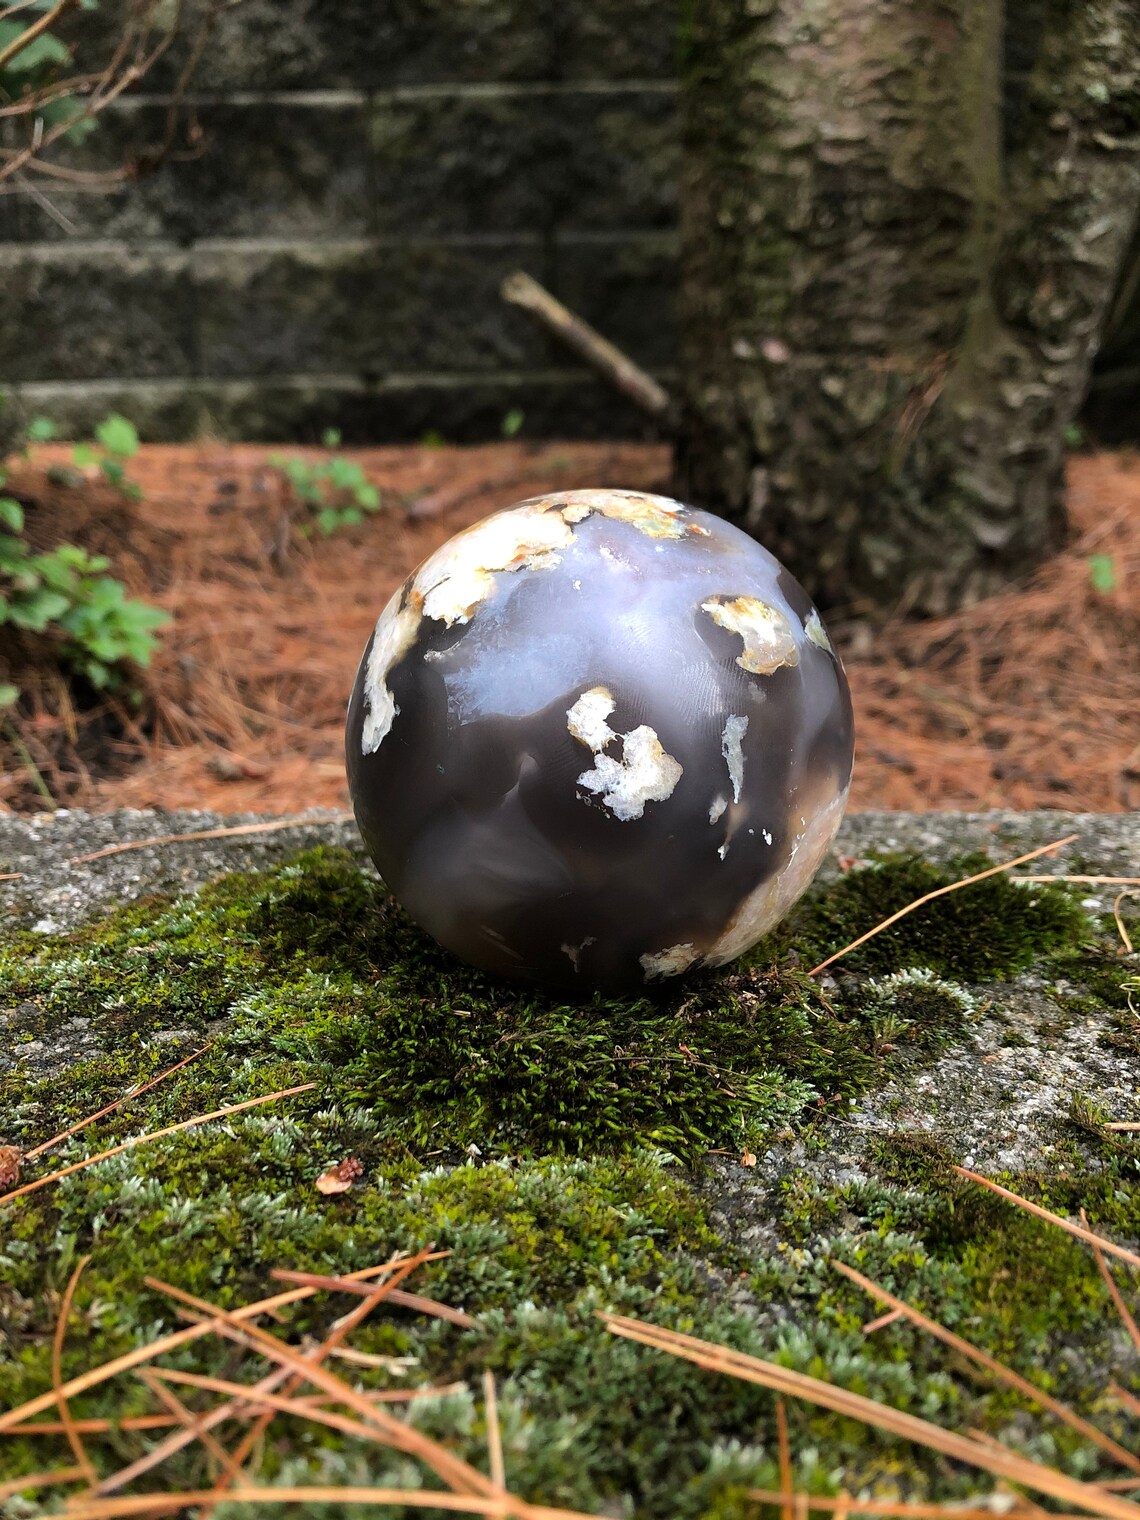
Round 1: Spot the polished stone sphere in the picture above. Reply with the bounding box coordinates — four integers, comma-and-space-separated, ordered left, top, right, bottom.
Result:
345, 489, 853, 992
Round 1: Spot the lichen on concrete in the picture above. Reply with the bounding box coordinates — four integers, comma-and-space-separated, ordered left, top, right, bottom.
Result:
0, 808, 1138, 1516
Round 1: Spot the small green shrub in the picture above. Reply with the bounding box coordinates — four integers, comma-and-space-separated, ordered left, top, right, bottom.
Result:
273, 429, 383, 536
0, 415, 169, 696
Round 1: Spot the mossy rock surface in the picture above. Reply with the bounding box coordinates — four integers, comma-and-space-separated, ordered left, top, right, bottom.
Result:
0, 808, 1138, 1518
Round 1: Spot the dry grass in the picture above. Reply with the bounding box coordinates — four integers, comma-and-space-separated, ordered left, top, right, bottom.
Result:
0, 442, 1136, 815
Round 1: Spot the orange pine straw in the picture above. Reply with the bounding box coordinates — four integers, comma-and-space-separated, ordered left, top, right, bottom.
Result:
0, 1464, 87, 1503
808, 835, 1078, 977
483, 1370, 506, 1493
68, 814, 354, 866
744, 1494, 1090, 1520
57, 1487, 597, 1520
270, 1268, 478, 1328
0, 1082, 316, 1207
1081, 1210, 1140, 1356
52, 1254, 95, 1486
92, 1249, 440, 1498
187, 1249, 441, 1516
953, 1167, 1140, 1270
599, 1312, 1140, 1520
831, 1259, 1140, 1472
136, 1369, 246, 1487
143, 1275, 497, 1501
9, 1415, 181, 1436
0, 871, 22, 881
862, 1308, 904, 1335
1113, 891, 1138, 955
775, 1395, 794, 1520
0, 1251, 446, 1433
1015, 877, 1140, 886
25, 1044, 208, 1160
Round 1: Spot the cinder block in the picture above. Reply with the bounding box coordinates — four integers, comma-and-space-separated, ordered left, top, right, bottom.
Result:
0, 248, 195, 382
553, 233, 678, 370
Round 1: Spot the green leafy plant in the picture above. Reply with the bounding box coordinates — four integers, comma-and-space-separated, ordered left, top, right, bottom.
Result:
72, 413, 142, 499
0, 468, 169, 695
501, 406, 525, 438
1088, 553, 1117, 595
272, 429, 383, 537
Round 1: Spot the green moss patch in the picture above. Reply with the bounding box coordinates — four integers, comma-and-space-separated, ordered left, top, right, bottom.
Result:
1, 844, 1127, 1517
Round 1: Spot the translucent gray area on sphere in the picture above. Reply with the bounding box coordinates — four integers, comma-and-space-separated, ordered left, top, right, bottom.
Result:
345, 490, 854, 993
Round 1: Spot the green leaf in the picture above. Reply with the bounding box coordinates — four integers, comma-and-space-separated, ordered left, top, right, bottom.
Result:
0, 20, 71, 75
356, 484, 381, 511
0, 682, 18, 709
9, 588, 70, 631
321, 428, 343, 449
328, 458, 365, 491
501, 407, 525, 438
316, 508, 340, 535
1064, 421, 1085, 449
341, 507, 363, 526
0, 497, 24, 532
72, 444, 97, 468
25, 416, 57, 444
1088, 554, 1117, 594
94, 414, 140, 458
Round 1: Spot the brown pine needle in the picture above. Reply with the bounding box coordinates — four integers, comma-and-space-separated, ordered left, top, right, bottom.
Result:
863, 1308, 904, 1335
1082, 1210, 1140, 1356
483, 1369, 506, 1492
188, 1249, 442, 1516
775, 1395, 794, 1520
0, 1082, 316, 1207
68, 814, 354, 866
136, 1369, 246, 1487
0, 871, 22, 881
744, 1494, 1090, 1520
599, 1312, 1140, 1520
52, 1254, 96, 1486
59, 1487, 598, 1520
93, 1249, 441, 1499
270, 1269, 478, 1328
953, 1168, 1140, 1270
831, 1259, 1140, 1472
143, 1275, 498, 1500
26, 1044, 209, 1161
0, 1464, 87, 1503
0, 1252, 438, 1433
1015, 877, 1140, 886
808, 835, 1079, 977
6, 1415, 181, 1437
1106, 1125, 1140, 1132
1114, 891, 1138, 956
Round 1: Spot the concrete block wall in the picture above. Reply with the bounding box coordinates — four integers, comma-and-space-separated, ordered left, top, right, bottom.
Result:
0, 0, 680, 442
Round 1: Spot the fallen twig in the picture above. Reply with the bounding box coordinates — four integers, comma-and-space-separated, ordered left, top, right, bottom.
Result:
0, 1083, 316, 1208
502, 270, 674, 423
808, 834, 1079, 977
68, 815, 353, 866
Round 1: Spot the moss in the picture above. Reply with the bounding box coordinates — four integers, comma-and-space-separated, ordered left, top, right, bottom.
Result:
780, 853, 1088, 980
0, 845, 1123, 1517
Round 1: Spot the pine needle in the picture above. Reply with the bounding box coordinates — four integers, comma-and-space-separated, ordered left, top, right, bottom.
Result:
270, 1269, 477, 1328
831, 1258, 1140, 1472
0, 1464, 87, 1503
0, 1082, 315, 1208
484, 1370, 506, 1492
599, 1312, 1140, 1520
68, 814, 354, 866
25, 1044, 208, 1160
809, 835, 1078, 977
776, 1395, 794, 1520
52, 1254, 95, 1486
953, 1168, 1140, 1270
744, 1494, 1090, 1520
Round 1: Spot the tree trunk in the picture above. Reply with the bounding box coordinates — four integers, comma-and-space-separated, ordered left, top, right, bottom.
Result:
677, 0, 1140, 616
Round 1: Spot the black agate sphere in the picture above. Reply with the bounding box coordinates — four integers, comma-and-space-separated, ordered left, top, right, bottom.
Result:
345, 490, 854, 992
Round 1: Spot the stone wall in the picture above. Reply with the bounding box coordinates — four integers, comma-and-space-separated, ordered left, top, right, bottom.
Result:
0, 1, 1134, 444
0, 0, 679, 442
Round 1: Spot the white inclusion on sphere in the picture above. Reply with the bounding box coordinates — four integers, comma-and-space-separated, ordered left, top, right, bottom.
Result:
702, 595, 799, 676
640, 942, 700, 980
721, 714, 748, 803
360, 590, 421, 754
804, 608, 832, 651
567, 683, 682, 823
709, 795, 728, 824
561, 936, 597, 972
576, 726, 683, 822
566, 686, 618, 752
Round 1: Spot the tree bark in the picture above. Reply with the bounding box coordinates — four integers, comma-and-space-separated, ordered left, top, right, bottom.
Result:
677, 0, 1140, 615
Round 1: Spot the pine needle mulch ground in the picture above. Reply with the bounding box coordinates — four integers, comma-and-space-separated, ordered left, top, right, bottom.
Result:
0, 442, 1136, 815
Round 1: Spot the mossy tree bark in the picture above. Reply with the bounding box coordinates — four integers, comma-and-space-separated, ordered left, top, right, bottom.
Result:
677, 0, 1140, 615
